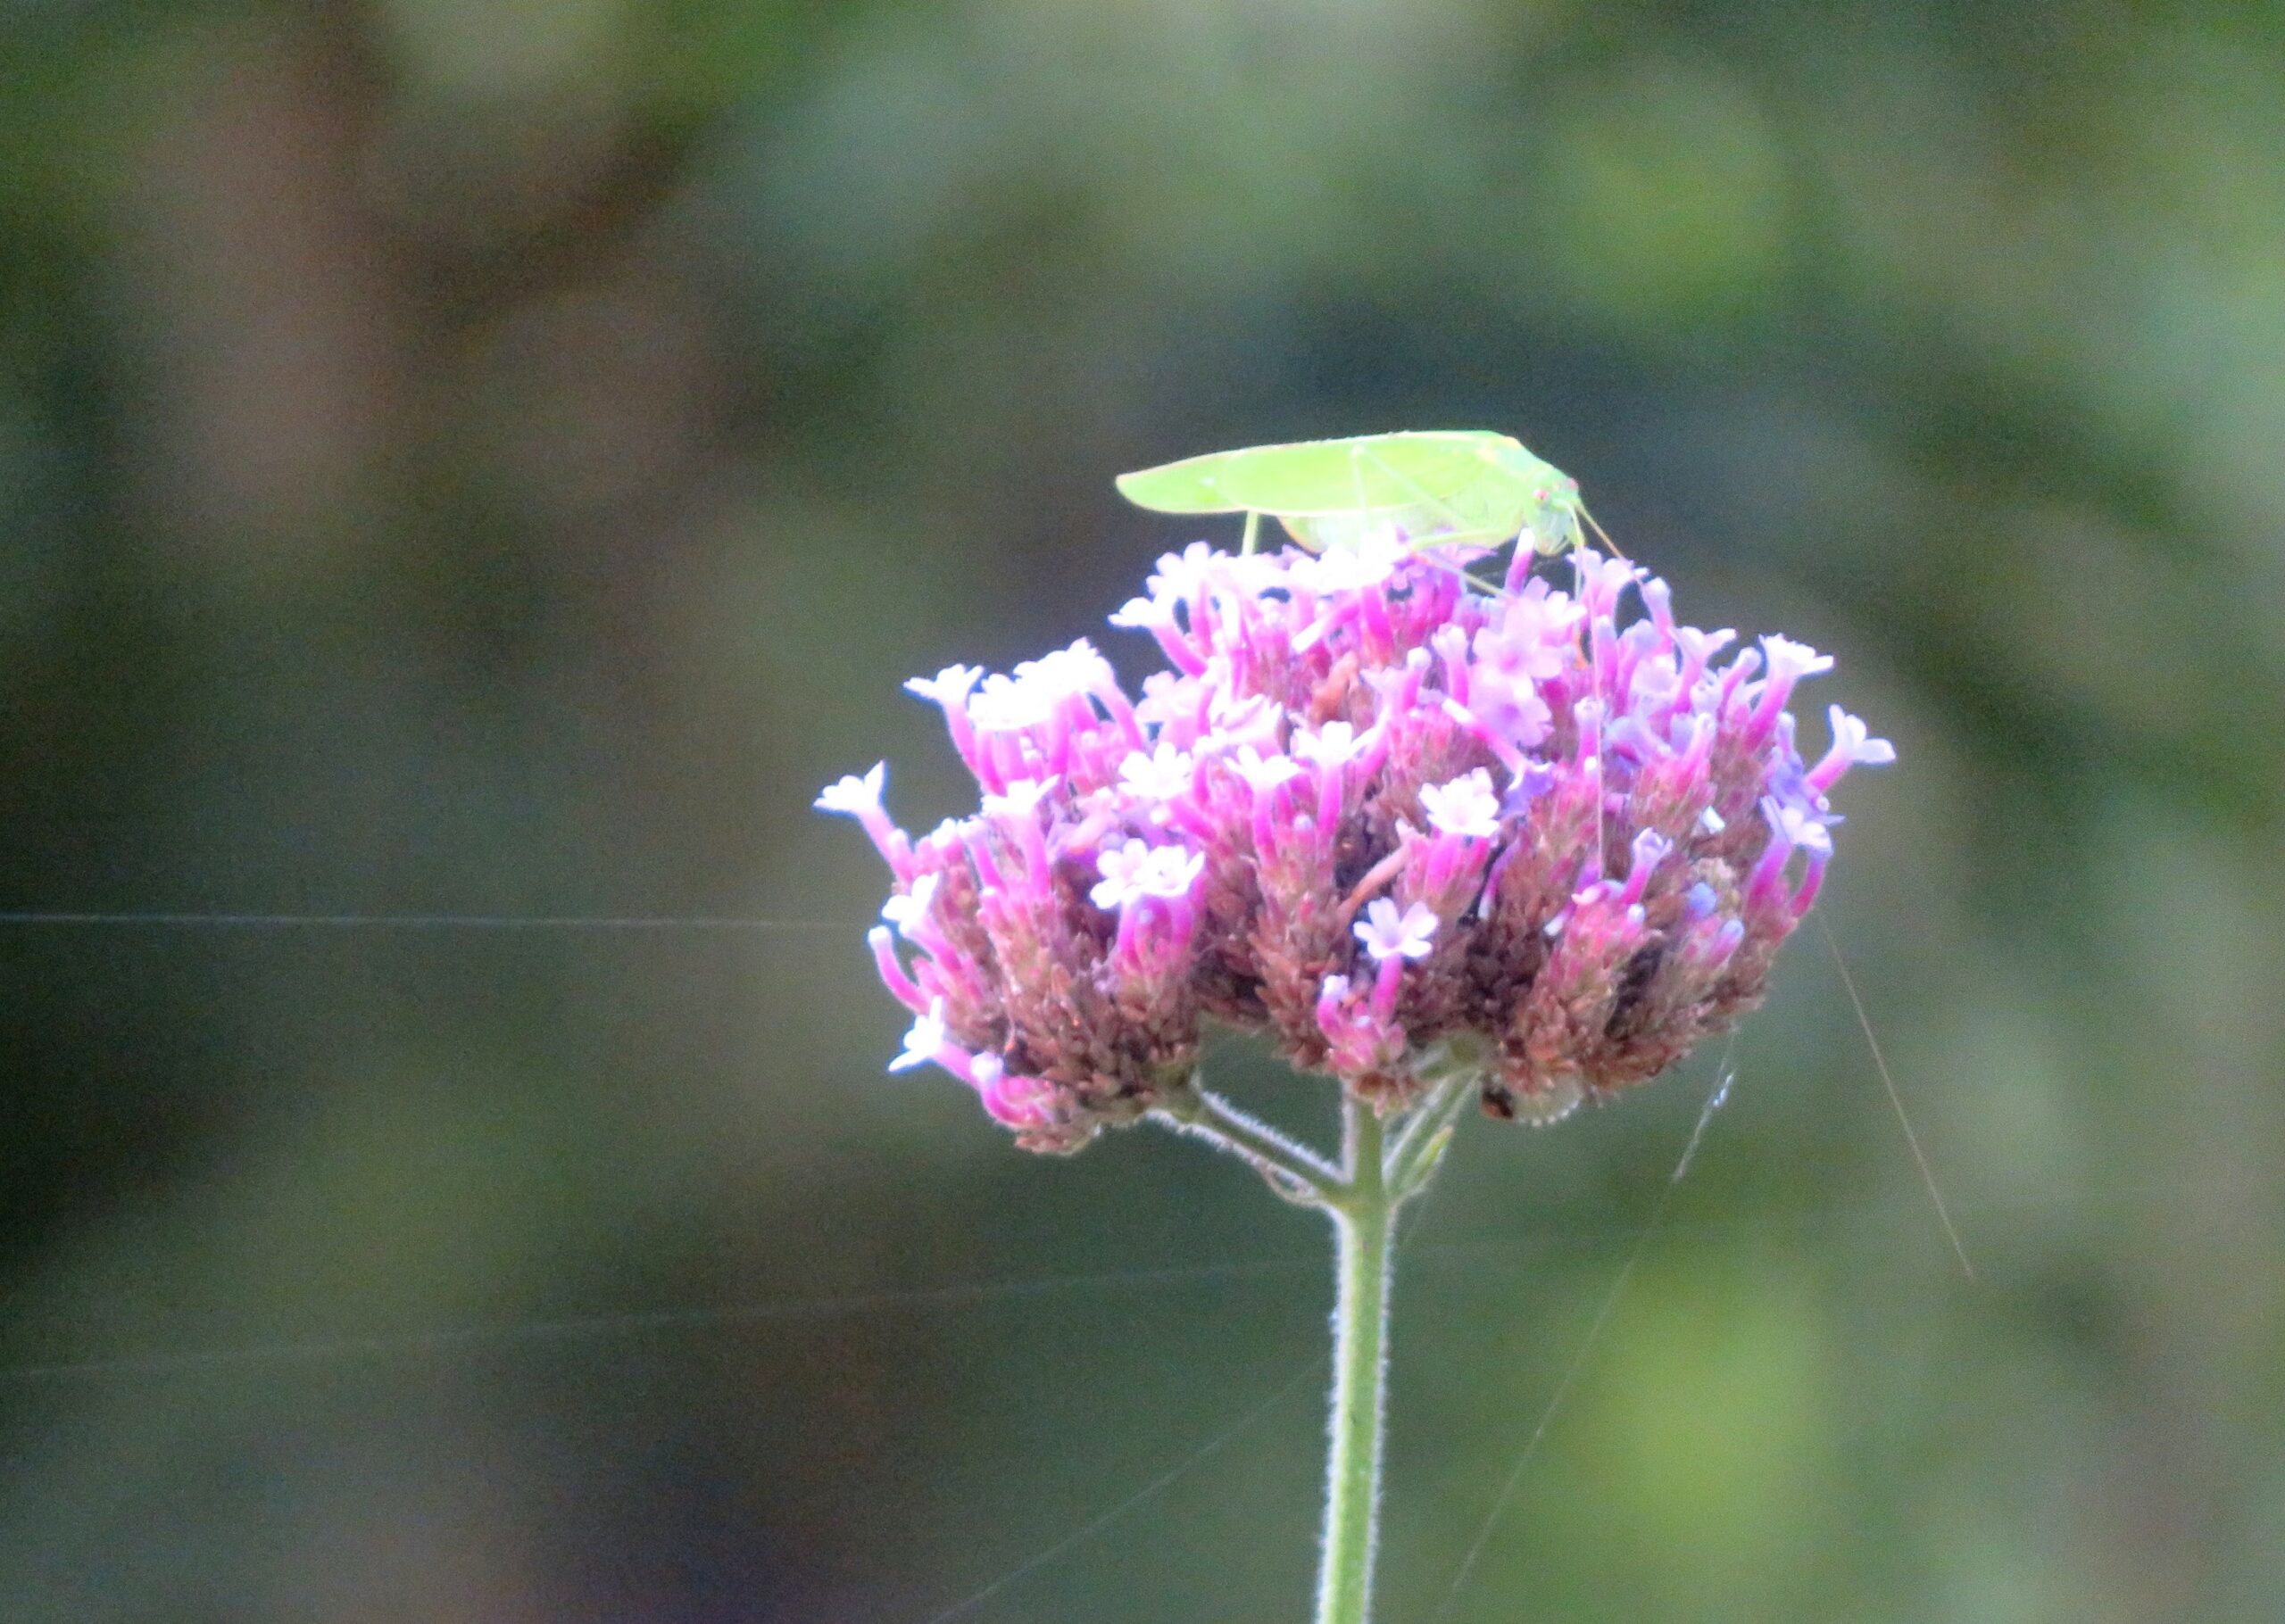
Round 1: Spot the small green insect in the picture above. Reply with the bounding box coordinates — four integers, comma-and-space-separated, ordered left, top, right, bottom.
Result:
1115, 429, 1590, 559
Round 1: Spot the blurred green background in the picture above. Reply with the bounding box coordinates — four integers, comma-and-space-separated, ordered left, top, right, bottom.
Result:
4, 2, 2281, 1620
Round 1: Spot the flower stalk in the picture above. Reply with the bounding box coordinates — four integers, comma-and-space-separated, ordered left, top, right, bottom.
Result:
1318, 1098, 1394, 1624
1167, 1045, 1488, 1623
1154, 1079, 1345, 1205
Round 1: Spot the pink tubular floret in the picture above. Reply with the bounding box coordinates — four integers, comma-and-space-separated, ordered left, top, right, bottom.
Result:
820, 535, 1891, 1151
867, 927, 928, 1014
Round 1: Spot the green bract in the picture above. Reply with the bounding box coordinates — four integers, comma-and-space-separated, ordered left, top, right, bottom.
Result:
1115, 429, 1585, 556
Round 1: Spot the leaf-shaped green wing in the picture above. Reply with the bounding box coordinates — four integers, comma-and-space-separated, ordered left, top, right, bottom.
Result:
1117, 431, 1517, 517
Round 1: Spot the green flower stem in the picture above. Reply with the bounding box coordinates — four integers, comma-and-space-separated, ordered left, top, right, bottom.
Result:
1317, 1097, 1392, 1624
1158, 1057, 1488, 1624
1154, 1081, 1345, 1205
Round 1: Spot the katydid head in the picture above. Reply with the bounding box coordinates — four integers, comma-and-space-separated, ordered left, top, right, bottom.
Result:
1478, 440, 1583, 557
1525, 477, 1585, 556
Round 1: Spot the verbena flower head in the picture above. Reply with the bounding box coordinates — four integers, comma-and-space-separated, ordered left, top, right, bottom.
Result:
819, 541, 1891, 1151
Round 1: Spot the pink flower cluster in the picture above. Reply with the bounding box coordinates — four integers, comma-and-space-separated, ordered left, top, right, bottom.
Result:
818, 538, 1891, 1151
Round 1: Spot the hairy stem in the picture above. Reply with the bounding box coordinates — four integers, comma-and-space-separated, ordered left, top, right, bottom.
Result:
1317, 1098, 1392, 1624
1156, 1062, 1485, 1623
1153, 1081, 1344, 1204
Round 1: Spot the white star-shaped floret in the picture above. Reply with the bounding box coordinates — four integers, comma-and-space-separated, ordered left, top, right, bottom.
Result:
1091, 839, 1154, 910
1760, 634, 1834, 683
1418, 769, 1502, 841
880, 873, 939, 939
966, 672, 1052, 733
1131, 843, 1205, 900
1092, 839, 1203, 908
1132, 670, 1195, 730
888, 998, 950, 1073
1146, 543, 1218, 600
903, 665, 983, 708
1118, 743, 1194, 802
813, 762, 885, 816
1354, 898, 1439, 962
1762, 797, 1835, 858
1293, 721, 1365, 770
1826, 706, 1897, 767
1109, 592, 1176, 630
1014, 639, 1112, 702
1229, 745, 1302, 796
982, 775, 1060, 820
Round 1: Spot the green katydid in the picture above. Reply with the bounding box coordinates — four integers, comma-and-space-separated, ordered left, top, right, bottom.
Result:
1114, 430, 1598, 561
